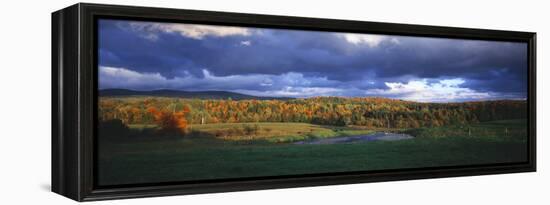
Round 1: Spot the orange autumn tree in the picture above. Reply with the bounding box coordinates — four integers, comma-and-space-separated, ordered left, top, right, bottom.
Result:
147, 106, 191, 134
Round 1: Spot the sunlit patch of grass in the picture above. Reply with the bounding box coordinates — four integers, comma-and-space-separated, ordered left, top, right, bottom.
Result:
181, 122, 373, 142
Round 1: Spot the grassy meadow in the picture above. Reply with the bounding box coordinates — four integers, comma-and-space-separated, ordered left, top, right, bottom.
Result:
98, 115, 528, 185
132, 122, 378, 143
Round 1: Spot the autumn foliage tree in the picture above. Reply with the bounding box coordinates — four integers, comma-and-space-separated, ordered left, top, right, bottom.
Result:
147, 106, 190, 134
99, 97, 527, 129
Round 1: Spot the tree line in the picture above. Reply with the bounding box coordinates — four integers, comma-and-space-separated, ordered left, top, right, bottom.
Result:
99, 97, 527, 130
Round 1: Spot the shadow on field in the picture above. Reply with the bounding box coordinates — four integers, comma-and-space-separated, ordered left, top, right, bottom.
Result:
98, 119, 217, 144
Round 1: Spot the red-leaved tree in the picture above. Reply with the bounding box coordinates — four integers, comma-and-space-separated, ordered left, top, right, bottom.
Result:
147, 106, 190, 134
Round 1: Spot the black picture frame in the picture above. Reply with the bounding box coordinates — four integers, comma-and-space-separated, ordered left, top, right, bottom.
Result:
52, 3, 536, 201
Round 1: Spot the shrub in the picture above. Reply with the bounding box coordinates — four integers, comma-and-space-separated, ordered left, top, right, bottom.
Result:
147, 107, 190, 135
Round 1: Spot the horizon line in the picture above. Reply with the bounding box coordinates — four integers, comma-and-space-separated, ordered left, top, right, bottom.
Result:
98, 88, 527, 103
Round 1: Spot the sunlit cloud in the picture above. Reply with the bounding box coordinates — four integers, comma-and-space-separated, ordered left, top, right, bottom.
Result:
236, 87, 344, 98
99, 66, 341, 97
240, 40, 251, 46
336, 33, 398, 47
100, 66, 524, 102
126, 22, 251, 40
99, 66, 168, 88
364, 78, 496, 102
101, 66, 503, 102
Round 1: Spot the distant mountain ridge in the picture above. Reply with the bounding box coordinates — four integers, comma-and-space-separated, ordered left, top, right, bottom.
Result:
99, 89, 293, 100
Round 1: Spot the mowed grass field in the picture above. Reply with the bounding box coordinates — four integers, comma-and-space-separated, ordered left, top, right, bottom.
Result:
98, 119, 528, 186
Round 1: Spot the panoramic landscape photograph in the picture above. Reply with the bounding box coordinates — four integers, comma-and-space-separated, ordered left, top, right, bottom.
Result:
97, 19, 529, 186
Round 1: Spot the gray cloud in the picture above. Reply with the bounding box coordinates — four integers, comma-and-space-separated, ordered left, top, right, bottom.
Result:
98, 19, 528, 102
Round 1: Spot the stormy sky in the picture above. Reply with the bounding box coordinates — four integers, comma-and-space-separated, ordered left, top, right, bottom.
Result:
98, 19, 528, 102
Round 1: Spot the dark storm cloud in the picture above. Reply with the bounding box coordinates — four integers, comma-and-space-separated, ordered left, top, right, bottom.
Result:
98, 19, 528, 101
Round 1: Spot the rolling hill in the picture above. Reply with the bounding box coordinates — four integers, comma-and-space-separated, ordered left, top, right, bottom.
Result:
99, 89, 293, 100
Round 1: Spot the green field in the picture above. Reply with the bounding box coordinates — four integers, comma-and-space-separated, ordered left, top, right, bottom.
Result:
189, 122, 379, 142
128, 122, 404, 143
98, 119, 527, 186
